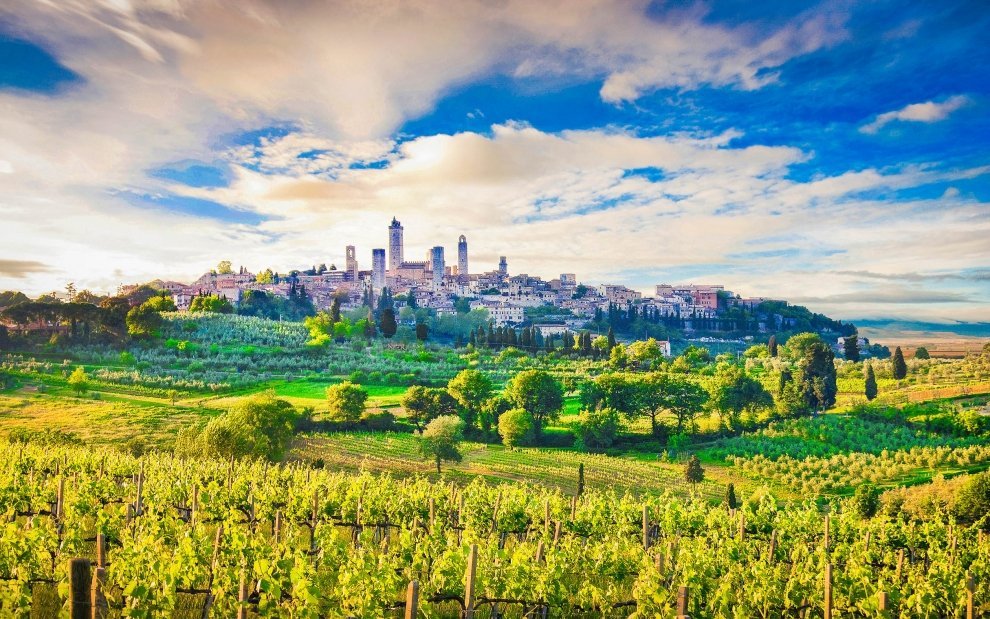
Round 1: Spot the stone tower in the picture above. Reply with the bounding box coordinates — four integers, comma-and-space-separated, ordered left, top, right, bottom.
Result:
371, 248, 386, 291
346, 245, 357, 281
457, 235, 468, 277
431, 246, 445, 286
388, 217, 404, 272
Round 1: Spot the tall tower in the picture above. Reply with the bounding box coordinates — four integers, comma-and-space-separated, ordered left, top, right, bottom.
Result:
498, 256, 507, 276
457, 235, 468, 278
371, 248, 386, 292
346, 245, 358, 281
388, 217, 404, 272
431, 246, 445, 286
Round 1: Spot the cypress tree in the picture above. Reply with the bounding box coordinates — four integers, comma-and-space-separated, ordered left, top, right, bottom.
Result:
892, 347, 907, 379
607, 327, 616, 350
380, 308, 397, 338
684, 455, 705, 486
577, 463, 585, 496
768, 335, 778, 357
726, 483, 738, 509
864, 363, 878, 400
843, 335, 860, 362
364, 309, 376, 337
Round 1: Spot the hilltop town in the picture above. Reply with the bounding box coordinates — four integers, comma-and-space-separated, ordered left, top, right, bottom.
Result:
117, 217, 852, 345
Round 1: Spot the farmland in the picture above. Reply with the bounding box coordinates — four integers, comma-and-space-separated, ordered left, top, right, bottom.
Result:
2, 311, 990, 616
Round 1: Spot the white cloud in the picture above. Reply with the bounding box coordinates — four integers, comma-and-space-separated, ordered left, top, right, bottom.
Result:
1, 0, 846, 139
861, 95, 970, 134
0, 2, 985, 322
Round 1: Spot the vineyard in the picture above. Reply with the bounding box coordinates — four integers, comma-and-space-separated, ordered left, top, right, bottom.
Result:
292, 432, 726, 499
1, 442, 989, 618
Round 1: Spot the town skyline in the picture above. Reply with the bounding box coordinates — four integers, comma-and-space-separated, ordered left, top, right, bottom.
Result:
1, 1, 987, 324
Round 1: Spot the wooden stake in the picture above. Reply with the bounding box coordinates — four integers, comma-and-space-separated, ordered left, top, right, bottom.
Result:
492, 492, 501, 530
642, 505, 650, 551
543, 499, 550, 538
877, 591, 889, 618
95, 532, 106, 568
676, 586, 689, 619
191, 486, 199, 526
91, 566, 108, 619
738, 512, 745, 543
69, 558, 91, 619
824, 563, 833, 619
895, 549, 905, 582
56, 477, 65, 521
966, 570, 975, 619
823, 515, 830, 553
464, 544, 478, 618
135, 463, 144, 517
768, 530, 777, 563
237, 569, 249, 619
553, 521, 562, 546
209, 525, 224, 587
535, 540, 544, 564
405, 580, 419, 619
428, 497, 435, 533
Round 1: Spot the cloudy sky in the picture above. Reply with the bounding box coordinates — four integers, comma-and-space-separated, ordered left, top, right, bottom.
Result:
0, 0, 987, 323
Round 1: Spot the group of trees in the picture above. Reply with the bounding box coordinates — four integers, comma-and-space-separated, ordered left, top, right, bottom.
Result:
324, 368, 565, 451
176, 391, 303, 461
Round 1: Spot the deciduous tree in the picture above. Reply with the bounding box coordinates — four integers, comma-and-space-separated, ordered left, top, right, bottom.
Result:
325, 382, 368, 423
504, 370, 563, 439
419, 415, 464, 473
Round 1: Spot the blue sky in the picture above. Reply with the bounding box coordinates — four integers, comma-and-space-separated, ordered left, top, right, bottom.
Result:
0, 0, 987, 324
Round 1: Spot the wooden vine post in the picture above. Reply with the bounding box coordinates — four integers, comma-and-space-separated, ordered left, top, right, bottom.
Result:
877, 591, 889, 618
823, 514, 830, 554
642, 505, 650, 551
69, 558, 91, 619
966, 570, 975, 619
92, 565, 108, 619
676, 586, 689, 619
464, 544, 478, 618
824, 563, 833, 619
405, 580, 419, 619
237, 569, 249, 619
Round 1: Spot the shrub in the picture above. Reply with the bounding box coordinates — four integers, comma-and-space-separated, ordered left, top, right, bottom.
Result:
853, 483, 881, 518
576, 407, 621, 451
197, 391, 299, 461
498, 408, 534, 449
361, 410, 396, 431
954, 473, 990, 523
